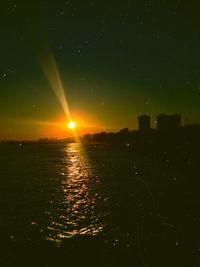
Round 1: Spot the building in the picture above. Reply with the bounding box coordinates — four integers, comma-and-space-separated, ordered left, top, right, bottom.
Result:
156, 114, 181, 131
138, 114, 151, 132
170, 114, 181, 128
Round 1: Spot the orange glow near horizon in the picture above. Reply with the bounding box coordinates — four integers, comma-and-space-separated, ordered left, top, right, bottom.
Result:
12, 111, 105, 140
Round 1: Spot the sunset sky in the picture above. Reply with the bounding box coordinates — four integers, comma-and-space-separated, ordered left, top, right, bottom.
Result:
1, 1, 200, 140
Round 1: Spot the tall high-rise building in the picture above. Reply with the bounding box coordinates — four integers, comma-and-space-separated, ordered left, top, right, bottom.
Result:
138, 114, 151, 132
156, 114, 181, 131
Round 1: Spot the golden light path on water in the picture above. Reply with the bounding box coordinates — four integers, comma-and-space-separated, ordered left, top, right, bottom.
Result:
45, 143, 104, 245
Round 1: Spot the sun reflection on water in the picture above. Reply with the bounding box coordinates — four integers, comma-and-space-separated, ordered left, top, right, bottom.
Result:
45, 143, 104, 244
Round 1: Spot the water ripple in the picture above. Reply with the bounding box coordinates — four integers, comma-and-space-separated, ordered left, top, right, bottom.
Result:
44, 143, 104, 243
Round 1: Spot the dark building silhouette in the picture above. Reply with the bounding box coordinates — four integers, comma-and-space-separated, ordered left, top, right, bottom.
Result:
119, 128, 129, 134
156, 114, 181, 131
170, 114, 181, 128
138, 114, 151, 132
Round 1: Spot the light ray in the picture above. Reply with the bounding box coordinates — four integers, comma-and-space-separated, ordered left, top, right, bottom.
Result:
39, 45, 71, 121
39, 44, 81, 142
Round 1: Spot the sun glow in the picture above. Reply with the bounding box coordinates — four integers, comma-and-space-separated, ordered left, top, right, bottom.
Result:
68, 121, 76, 129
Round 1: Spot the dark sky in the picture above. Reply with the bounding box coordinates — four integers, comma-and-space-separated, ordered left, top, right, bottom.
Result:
0, 0, 200, 139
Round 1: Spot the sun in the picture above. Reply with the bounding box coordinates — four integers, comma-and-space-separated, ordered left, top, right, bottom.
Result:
68, 121, 76, 129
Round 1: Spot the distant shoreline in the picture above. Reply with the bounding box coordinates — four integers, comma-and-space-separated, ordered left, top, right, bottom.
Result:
1, 123, 200, 145
0, 139, 76, 145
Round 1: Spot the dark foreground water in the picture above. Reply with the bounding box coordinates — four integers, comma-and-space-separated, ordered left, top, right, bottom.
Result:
0, 142, 199, 266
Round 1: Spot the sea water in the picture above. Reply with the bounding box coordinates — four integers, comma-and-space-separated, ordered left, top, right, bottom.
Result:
0, 142, 199, 266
